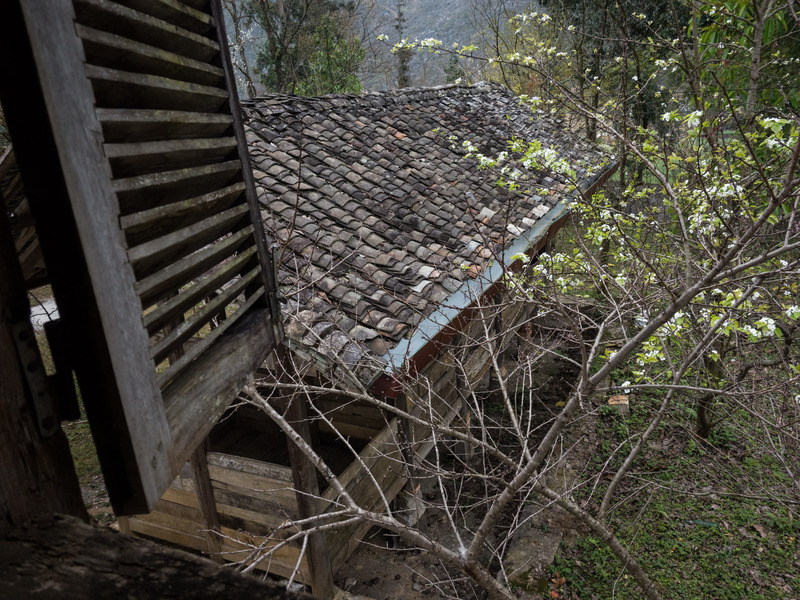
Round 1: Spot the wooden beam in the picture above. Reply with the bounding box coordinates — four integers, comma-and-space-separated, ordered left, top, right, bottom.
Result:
209, 0, 282, 335
280, 348, 335, 599
162, 307, 275, 463
189, 444, 223, 561
390, 392, 423, 527
0, 199, 87, 533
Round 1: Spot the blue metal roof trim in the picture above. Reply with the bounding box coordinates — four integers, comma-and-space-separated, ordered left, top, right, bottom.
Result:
378, 161, 617, 375
379, 200, 568, 372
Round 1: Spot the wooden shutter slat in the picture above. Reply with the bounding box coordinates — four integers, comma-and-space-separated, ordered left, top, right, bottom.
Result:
120, 182, 245, 246
77, 24, 224, 87
14, 0, 278, 515
161, 304, 272, 468
158, 292, 265, 394
149, 266, 260, 364
86, 65, 228, 112
143, 246, 257, 334
105, 137, 237, 178
113, 160, 241, 214
179, 0, 211, 12
135, 227, 254, 308
74, 0, 219, 62
127, 204, 250, 278
18, 0, 175, 513
96, 108, 233, 143
109, 0, 214, 34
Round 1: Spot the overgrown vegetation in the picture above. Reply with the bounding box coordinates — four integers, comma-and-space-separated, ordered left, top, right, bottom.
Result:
262, 2, 800, 598
48, 2, 800, 597
553, 386, 799, 599
238, 0, 365, 95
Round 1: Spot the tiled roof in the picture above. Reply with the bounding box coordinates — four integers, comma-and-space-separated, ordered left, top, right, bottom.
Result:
243, 82, 608, 387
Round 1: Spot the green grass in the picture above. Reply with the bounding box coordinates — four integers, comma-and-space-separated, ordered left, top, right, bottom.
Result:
35, 327, 102, 486
62, 412, 101, 484
556, 494, 798, 599
552, 387, 800, 599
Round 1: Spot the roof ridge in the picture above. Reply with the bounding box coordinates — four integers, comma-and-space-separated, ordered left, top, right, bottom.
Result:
241, 82, 515, 114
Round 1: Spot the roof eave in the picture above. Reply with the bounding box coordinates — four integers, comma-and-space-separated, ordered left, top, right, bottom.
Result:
368, 160, 619, 398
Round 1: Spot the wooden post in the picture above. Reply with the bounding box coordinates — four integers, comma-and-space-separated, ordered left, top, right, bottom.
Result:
454, 370, 475, 462
0, 203, 87, 533
392, 392, 424, 526
279, 348, 335, 599
190, 443, 224, 561
162, 291, 223, 562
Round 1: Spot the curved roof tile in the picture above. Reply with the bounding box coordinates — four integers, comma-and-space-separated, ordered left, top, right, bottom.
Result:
244, 82, 609, 388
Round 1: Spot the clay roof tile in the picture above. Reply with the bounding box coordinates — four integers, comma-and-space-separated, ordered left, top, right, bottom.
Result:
244, 83, 608, 383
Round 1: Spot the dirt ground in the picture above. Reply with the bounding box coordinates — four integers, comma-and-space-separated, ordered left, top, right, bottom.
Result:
334, 511, 481, 600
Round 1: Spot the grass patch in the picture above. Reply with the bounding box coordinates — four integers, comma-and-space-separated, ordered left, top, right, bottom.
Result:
34, 326, 102, 486
553, 387, 800, 599
62, 409, 101, 485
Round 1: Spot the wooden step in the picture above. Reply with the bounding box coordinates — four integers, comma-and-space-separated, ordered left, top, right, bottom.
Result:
135, 227, 254, 308
159, 293, 267, 415
86, 64, 229, 112
179, 0, 211, 11
149, 265, 260, 364
120, 182, 245, 246
142, 246, 257, 334
109, 0, 214, 35
105, 136, 237, 178
113, 160, 241, 215
127, 203, 250, 279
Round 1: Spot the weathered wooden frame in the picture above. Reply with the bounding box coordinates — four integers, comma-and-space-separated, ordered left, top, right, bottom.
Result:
2, 0, 280, 514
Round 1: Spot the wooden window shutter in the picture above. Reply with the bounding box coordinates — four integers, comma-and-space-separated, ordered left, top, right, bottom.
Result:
8, 0, 281, 514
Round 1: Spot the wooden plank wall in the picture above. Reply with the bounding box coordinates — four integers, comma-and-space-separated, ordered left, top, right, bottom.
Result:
456, 299, 530, 388
126, 452, 307, 581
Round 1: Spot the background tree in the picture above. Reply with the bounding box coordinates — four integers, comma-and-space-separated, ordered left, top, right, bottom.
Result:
293, 14, 366, 95
691, 0, 800, 119
394, 0, 412, 87
224, 0, 259, 98
247, 0, 365, 94
444, 54, 466, 83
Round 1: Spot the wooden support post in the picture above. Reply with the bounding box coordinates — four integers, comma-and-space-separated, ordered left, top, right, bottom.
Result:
454, 371, 475, 462
0, 202, 88, 533
280, 348, 334, 599
190, 443, 223, 562
163, 293, 222, 560
117, 516, 131, 534
391, 392, 424, 527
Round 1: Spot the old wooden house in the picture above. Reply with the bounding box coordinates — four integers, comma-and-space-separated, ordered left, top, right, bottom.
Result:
1, 0, 616, 596
124, 84, 616, 591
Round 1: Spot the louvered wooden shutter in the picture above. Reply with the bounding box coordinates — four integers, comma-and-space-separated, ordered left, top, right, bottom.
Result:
12, 0, 280, 513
